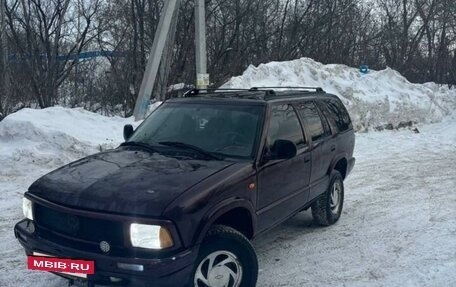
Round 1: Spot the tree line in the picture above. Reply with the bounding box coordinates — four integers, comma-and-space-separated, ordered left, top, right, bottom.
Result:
0, 0, 455, 118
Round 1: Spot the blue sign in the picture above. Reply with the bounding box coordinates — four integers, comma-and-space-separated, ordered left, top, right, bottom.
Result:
360, 65, 369, 74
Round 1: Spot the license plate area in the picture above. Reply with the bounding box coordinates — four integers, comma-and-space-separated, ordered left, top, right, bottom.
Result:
29, 252, 94, 278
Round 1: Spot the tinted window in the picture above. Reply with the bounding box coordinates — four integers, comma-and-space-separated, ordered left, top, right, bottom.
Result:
129, 103, 264, 159
296, 102, 330, 141
318, 105, 331, 135
316, 101, 337, 134
267, 104, 306, 150
324, 99, 352, 132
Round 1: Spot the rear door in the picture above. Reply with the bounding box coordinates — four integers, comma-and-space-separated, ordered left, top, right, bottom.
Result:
318, 98, 356, 174
295, 101, 334, 201
256, 103, 311, 231
319, 98, 355, 154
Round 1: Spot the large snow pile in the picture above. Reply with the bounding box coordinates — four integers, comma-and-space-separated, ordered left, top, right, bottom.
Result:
223, 58, 456, 130
0, 107, 134, 173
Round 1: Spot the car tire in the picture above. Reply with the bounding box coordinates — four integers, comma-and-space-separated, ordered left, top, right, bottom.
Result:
191, 225, 258, 287
311, 170, 344, 226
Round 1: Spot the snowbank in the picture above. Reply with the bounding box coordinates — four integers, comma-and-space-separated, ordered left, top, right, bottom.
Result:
0, 107, 134, 173
223, 58, 456, 130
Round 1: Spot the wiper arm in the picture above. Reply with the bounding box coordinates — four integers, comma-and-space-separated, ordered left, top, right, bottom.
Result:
120, 141, 157, 152
158, 141, 224, 160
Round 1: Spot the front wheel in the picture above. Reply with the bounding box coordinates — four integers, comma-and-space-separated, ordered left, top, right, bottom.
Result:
311, 170, 344, 226
192, 225, 258, 287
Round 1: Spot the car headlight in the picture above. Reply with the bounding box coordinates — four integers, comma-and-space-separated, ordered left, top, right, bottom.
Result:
129, 224, 174, 249
22, 197, 34, 220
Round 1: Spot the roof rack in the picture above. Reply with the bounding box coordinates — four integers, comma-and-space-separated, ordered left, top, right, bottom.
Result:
182, 86, 325, 100
183, 88, 252, 97
184, 86, 324, 97
250, 86, 325, 92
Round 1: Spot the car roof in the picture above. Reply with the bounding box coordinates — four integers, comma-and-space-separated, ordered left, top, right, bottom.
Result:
166, 89, 340, 105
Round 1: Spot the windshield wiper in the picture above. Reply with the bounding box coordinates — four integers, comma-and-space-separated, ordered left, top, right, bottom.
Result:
158, 141, 224, 161
120, 141, 157, 152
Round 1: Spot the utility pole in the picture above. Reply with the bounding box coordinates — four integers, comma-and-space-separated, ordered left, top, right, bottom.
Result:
133, 0, 181, 121
195, 0, 209, 90
154, 2, 180, 102
133, 0, 209, 120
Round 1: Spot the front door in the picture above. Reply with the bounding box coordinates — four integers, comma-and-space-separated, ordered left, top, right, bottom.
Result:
256, 104, 311, 232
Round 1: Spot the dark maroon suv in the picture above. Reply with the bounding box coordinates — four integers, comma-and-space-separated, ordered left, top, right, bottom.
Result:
15, 88, 355, 287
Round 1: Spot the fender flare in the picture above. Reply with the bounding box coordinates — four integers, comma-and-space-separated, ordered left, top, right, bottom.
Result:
328, 153, 348, 177
192, 198, 256, 245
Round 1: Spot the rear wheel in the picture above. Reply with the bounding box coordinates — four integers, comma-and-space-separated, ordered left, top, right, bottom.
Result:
192, 225, 258, 287
311, 170, 344, 226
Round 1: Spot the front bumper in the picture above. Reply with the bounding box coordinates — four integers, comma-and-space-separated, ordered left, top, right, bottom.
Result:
14, 219, 198, 287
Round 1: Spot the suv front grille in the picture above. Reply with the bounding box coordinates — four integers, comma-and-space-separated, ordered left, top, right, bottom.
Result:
34, 204, 124, 246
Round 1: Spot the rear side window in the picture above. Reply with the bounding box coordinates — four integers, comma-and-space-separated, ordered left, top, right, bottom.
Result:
267, 104, 306, 149
324, 99, 352, 132
296, 102, 330, 142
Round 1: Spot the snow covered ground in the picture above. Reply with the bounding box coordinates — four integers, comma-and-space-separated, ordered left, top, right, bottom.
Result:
223, 58, 456, 131
0, 107, 455, 287
255, 119, 456, 287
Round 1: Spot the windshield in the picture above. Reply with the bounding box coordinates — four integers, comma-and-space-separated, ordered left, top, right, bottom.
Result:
129, 102, 264, 159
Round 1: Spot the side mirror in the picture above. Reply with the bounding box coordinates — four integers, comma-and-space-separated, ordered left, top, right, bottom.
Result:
273, 139, 297, 159
123, 124, 134, 141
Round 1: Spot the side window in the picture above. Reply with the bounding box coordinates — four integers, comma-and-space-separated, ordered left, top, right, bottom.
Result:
324, 99, 352, 132
316, 101, 337, 134
267, 104, 306, 150
296, 101, 330, 142
317, 104, 331, 135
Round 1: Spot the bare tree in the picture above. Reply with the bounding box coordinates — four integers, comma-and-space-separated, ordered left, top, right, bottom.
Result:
5, 0, 100, 108
0, 0, 9, 117
1, 0, 455, 117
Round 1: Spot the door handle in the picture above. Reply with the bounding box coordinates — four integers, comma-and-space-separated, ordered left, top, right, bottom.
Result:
304, 156, 311, 163
331, 145, 336, 152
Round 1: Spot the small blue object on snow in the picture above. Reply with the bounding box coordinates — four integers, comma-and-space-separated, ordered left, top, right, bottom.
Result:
360, 65, 369, 74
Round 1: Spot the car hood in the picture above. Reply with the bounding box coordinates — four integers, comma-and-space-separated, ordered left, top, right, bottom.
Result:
28, 147, 235, 217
